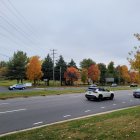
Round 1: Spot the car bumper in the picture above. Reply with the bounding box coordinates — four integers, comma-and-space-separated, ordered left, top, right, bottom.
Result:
85, 94, 98, 99
133, 93, 140, 98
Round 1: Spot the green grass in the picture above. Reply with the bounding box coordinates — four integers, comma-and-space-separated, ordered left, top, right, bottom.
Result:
0, 89, 85, 100
0, 80, 61, 87
0, 85, 138, 100
1, 106, 140, 140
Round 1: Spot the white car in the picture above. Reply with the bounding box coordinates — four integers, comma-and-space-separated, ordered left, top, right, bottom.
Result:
85, 87, 114, 101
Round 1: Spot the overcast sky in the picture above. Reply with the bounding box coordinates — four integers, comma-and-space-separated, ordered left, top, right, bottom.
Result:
0, 0, 140, 67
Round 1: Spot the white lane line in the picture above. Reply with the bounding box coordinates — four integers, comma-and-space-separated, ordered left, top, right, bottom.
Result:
101, 107, 105, 109
0, 108, 26, 114
85, 110, 91, 113
113, 104, 116, 106
0, 103, 9, 105
122, 102, 126, 104
33, 121, 43, 125
63, 115, 71, 118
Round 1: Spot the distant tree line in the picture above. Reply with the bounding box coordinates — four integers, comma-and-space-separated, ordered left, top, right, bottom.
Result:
0, 50, 139, 86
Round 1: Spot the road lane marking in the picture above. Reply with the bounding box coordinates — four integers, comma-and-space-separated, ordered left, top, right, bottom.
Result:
33, 122, 43, 125
101, 107, 105, 109
0, 108, 26, 114
1, 105, 140, 137
0, 103, 9, 105
63, 115, 71, 118
122, 102, 126, 104
113, 104, 116, 106
85, 110, 91, 113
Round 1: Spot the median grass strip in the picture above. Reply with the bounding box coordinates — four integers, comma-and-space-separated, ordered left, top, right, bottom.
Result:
1, 106, 140, 140
0, 89, 85, 100
0, 85, 137, 100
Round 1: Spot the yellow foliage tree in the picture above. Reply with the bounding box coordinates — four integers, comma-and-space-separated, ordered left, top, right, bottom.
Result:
26, 56, 42, 85
120, 65, 130, 84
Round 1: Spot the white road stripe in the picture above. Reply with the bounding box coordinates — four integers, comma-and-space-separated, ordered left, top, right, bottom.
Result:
122, 102, 126, 104
101, 107, 105, 109
0, 108, 26, 114
113, 104, 116, 106
85, 110, 91, 113
0, 103, 9, 105
63, 115, 71, 118
33, 121, 43, 125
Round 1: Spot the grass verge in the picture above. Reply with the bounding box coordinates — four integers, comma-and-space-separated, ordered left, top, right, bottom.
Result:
0, 89, 85, 100
1, 106, 140, 140
0, 85, 137, 100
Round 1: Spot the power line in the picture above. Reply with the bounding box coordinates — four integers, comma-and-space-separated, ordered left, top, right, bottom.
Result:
7, 0, 38, 37
0, 0, 46, 53
0, 53, 10, 58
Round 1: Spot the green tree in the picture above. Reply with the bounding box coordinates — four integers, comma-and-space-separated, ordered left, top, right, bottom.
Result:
81, 68, 88, 84
106, 61, 115, 78
80, 58, 95, 69
41, 54, 53, 86
0, 61, 7, 68
7, 51, 28, 83
98, 63, 107, 85
55, 55, 67, 85
68, 59, 77, 68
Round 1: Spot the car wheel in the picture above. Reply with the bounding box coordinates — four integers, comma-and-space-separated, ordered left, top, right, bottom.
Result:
133, 95, 136, 98
110, 94, 114, 100
87, 98, 90, 101
98, 94, 103, 101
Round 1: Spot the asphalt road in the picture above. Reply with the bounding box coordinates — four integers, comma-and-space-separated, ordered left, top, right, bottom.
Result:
0, 90, 140, 135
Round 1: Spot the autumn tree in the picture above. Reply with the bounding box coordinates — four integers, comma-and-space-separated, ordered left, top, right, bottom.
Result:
7, 51, 28, 83
80, 58, 95, 69
26, 56, 42, 85
64, 66, 80, 85
120, 65, 130, 84
41, 54, 53, 86
88, 64, 100, 83
127, 33, 140, 82
81, 68, 88, 84
129, 71, 139, 83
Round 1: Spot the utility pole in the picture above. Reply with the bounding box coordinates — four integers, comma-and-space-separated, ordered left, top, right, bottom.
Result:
50, 49, 57, 85
60, 66, 61, 86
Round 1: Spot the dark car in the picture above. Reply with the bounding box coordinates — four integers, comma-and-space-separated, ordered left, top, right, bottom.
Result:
9, 84, 26, 90
133, 89, 140, 98
130, 83, 138, 87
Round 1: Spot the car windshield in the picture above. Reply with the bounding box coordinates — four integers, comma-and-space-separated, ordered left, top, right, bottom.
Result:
135, 89, 140, 92
88, 87, 97, 92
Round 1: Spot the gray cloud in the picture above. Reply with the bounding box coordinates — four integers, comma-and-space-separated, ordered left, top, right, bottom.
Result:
0, 0, 140, 67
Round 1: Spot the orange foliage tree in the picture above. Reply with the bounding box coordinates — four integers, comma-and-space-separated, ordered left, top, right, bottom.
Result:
88, 64, 100, 83
26, 56, 43, 85
64, 66, 80, 85
129, 71, 139, 83
120, 65, 130, 84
